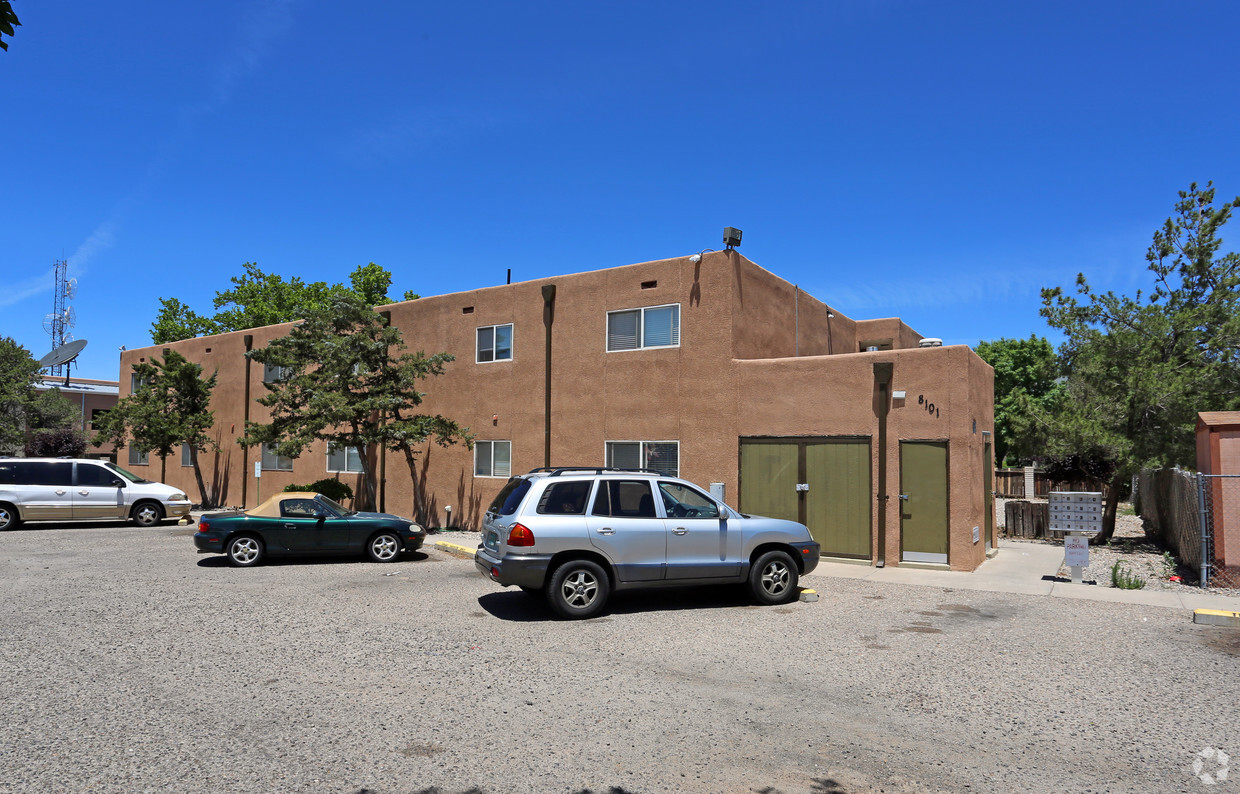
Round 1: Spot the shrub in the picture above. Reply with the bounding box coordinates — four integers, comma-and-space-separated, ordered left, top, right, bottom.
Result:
24, 428, 88, 458
1111, 560, 1146, 590
284, 478, 354, 504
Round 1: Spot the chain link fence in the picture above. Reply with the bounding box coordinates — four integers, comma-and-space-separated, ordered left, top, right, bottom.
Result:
1200, 474, 1240, 589
1137, 469, 1240, 588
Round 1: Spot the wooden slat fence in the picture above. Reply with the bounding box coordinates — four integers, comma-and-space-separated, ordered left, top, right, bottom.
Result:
994, 469, 1107, 499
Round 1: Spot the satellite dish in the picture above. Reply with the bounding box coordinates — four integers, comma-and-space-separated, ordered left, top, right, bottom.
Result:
38, 339, 88, 369
65, 278, 78, 298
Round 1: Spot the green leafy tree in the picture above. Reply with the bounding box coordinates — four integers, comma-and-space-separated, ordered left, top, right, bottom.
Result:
0, 336, 77, 454
1, 1, 20, 51
1018, 182, 1240, 544
974, 335, 1063, 465
151, 298, 221, 344
95, 351, 220, 506
151, 262, 408, 344
242, 292, 470, 513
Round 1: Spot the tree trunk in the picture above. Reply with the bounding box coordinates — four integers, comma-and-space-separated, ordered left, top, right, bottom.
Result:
1090, 472, 1125, 546
189, 447, 212, 509
159, 454, 167, 484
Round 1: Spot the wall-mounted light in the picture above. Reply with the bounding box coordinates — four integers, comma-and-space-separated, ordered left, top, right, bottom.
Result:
689, 248, 716, 264
892, 390, 907, 400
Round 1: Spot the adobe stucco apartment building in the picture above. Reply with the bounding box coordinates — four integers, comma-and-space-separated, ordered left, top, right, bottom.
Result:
119, 251, 997, 571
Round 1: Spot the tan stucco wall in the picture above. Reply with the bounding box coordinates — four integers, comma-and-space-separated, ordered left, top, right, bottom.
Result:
118, 252, 995, 570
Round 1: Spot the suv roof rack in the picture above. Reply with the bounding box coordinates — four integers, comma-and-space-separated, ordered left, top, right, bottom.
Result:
527, 466, 665, 477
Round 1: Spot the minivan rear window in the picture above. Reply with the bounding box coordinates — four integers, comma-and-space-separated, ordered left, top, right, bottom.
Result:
488, 477, 532, 516
17, 462, 73, 486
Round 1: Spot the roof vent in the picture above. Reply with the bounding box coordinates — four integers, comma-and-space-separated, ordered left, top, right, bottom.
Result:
918, 338, 943, 348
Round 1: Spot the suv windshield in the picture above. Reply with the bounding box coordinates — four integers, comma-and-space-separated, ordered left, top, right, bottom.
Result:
488, 478, 532, 516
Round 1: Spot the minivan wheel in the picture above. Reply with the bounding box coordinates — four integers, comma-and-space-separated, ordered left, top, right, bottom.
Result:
132, 502, 164, 527
226, 535, 264, 567
0, 503, 19, 531
547, 559, 610, 619
367, 531, 401, 563
749, 550, 799, 605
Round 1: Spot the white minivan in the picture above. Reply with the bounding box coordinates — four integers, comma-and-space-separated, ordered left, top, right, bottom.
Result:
0, 457, 192, 530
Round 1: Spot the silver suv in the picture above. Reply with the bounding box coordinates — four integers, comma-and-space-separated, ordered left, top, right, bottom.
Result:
474, 467, 820, 619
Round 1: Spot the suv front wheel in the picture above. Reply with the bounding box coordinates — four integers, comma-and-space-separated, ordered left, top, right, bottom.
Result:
547, 559, 610, 619
749, 550, 799, 605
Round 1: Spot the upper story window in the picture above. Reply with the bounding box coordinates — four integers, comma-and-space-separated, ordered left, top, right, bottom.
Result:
327, 443, 364, 473
477, 324, 514, 363
605, 440, 679, 477
607, 304, 680, 352
263, 363, 289, 383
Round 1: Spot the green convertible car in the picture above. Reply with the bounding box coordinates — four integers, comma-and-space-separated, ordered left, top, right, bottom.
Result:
194, 492, 426, 567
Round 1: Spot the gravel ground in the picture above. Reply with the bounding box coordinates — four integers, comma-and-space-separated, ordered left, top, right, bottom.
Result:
998, 498, 1240, 598
2, 520, 1240, 793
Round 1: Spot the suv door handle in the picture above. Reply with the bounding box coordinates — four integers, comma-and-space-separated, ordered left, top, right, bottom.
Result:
596, 527, 615, 535
78, 490, 90, 496
55, 489, 67, 496
671, 527, 688, 535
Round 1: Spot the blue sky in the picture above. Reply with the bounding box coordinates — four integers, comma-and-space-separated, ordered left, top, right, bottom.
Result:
4, 0, 1239, 380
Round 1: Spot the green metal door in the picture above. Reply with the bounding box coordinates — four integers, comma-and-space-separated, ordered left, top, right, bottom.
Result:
984, 439, 994, 550
806, 441, 871, 559
899, 441, 949, 564
739, 442, 799, 523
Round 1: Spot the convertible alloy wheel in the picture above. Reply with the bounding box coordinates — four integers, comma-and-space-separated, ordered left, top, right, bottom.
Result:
367, 532, 401, 562
226, 535, 263, 567
749, 550, 799, 605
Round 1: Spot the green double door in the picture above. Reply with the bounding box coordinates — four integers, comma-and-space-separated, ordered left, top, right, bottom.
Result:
739, 438, 872, 560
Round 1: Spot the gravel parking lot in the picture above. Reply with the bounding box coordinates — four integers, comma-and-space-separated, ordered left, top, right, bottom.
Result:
2, 521, 1238, 793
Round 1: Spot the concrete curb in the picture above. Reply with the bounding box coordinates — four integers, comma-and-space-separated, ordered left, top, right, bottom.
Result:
1194, 609, 1240, 627
433, 540, 476, 560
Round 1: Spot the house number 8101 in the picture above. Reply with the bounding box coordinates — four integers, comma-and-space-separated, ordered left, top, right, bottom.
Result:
918, 394, 940, 418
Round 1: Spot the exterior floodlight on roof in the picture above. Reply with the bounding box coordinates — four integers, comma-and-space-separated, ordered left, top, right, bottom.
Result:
689, 248, 716, 264
723, 227, 742, 249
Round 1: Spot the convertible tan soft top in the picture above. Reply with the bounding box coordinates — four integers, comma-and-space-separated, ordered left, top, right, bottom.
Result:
245, 492, 319, 518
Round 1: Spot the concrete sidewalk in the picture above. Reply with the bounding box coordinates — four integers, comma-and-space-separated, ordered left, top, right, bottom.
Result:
805, 537, 1240, 613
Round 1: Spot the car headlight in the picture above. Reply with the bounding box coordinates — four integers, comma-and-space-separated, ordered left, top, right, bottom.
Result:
170, 493, 190, 502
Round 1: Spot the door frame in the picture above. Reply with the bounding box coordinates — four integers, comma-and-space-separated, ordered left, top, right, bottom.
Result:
898, 439, 950, 566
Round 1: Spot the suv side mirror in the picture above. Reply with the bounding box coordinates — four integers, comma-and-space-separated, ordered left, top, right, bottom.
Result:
111, 478, 125, 488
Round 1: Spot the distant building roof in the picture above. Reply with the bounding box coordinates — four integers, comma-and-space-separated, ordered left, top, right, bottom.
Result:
35, 378, 120, 397
1198, 412, 1240, 428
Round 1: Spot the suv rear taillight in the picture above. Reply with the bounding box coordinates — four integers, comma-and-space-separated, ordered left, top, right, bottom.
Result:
507, 523, 535, 547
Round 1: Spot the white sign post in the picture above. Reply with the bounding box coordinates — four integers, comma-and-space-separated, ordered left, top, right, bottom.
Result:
254, 460, 262, 504
1049, 491, 1103, 584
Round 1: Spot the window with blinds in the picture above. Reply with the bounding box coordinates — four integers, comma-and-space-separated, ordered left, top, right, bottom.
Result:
607, 304, 680, 351
327, 443, 364, 473
475, 440, 512, 478
605, 441, 679, 477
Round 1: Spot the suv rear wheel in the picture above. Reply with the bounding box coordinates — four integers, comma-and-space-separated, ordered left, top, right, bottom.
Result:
547, 559, 610, 619
749, 550, 799, 605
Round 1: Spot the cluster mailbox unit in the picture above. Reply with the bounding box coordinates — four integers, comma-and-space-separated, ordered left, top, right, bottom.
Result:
1050, 491, 1103, 583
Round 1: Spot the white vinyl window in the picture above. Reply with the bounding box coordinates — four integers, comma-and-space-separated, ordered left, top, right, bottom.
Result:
181, 444, 193, 467
605, 441, 679, 477
128, 447, 149, 466
607, 304, 680, 351
476, 324, 514, 363
261, 443, 294, 471
474, 440, 512, 478
327, 443, 364, 473
263, 362, 289, 383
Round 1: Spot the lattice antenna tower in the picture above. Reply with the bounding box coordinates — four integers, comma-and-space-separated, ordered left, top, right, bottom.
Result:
41, 259, 77, 376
